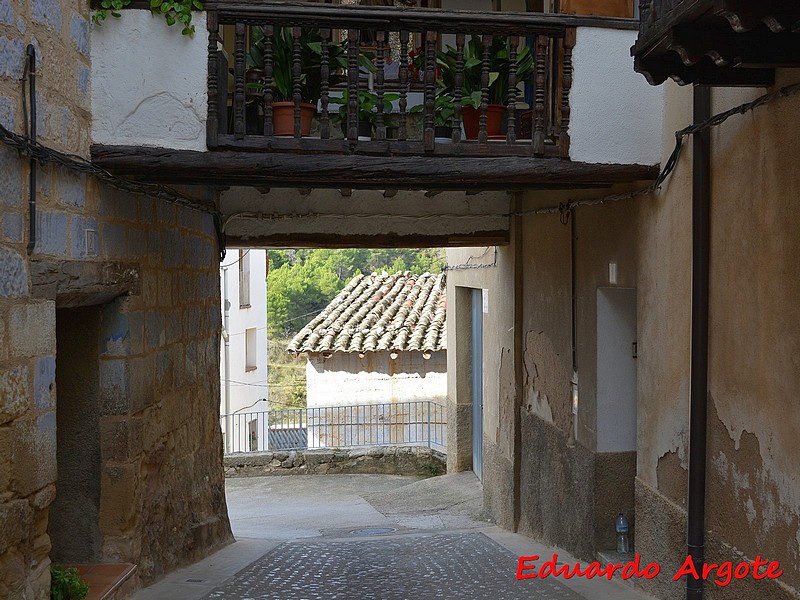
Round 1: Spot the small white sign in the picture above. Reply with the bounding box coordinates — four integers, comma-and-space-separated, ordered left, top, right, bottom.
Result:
482, 289, 489, 314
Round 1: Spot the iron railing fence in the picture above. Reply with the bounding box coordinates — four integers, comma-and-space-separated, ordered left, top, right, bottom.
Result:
221, 400, 447, 454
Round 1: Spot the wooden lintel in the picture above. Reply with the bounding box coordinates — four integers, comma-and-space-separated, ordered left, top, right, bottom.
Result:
91, 146, 659, 192
225, 231, 510, 249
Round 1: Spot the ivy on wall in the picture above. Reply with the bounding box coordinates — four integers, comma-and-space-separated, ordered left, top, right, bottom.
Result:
91, 0, 203, 36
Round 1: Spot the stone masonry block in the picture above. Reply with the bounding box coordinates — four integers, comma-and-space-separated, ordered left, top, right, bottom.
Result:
0, 145, 22, 207
0, 500, 33, 555
0, 37, 24, 79
146, 311, 165, 350
100, 301, 132, 357
69, 13, 89, 56
31, 0, 62, 30
100, 463, 139, 535
33, 356, 55, 410
0, 0, 13, 25
100, 417, 144, 463
0, 365, 28, 426
11, 412, 56, 497
98, 186, 138, 221
0, 95, 15, 131
163, 229, 184, 268
9, 301, 55, 358
2, 211, 24, 242
0, 246, 28, 297
128, 355, 155, 414
99, 358, 130, 415
77, 64, 89, 96
70, 215, 98, 259
34, 210, 68, 256
57, 168, 85, 207
102, 222, 126, 259
0, 426, 11, 490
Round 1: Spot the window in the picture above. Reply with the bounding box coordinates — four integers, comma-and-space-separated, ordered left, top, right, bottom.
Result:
245, 327, 258, 371
239, 249, 251, 308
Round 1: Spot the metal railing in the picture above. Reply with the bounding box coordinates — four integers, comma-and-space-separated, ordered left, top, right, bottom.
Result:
221, 400, 447, 454
206, 1, 574, 157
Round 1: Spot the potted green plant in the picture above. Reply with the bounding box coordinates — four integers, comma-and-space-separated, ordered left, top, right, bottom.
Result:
50, 566, 89, 600
247, 28, 375, 137
329, 89, 400, 140
435, 35, 534, 139
411, 92, 456, 142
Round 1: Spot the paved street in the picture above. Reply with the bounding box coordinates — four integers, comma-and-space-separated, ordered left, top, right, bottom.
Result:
133, 473, 654, 600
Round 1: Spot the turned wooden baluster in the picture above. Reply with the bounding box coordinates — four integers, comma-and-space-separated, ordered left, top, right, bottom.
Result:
398, 30, 409, 141
263, 24, 274, 137
506, 35, 519, 144
207, 10, 219, 148
234, 22, 246, 139
452, 33, 464, 144
533, 34, 548, 156
292, 26, 303, 138
479, 33, 492, 145
559, 28, 576, 158
320, 28, 331, 139
423, 30, 437, 151
347, 29, 359, 142
375, 30, 386, 141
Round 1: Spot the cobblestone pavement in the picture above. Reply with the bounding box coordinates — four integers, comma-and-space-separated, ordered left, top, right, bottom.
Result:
204, 532, 586, 600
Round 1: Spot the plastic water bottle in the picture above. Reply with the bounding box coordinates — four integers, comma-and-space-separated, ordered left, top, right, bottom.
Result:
616, 512, 630, 554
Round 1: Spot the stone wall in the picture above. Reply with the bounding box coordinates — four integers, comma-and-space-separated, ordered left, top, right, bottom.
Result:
0, 1, 232, 597
224, 446, 446, 478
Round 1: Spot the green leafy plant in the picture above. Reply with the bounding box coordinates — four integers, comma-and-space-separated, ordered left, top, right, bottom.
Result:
410, 92, 456, 127
246, 27, 375, 103
434, 35, 535, 107
50, 566, 89, 600
91, 0, 202, 36
328, 89, 400, 131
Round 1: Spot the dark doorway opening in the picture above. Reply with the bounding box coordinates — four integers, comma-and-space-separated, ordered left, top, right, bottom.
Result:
49, 306, 103, 563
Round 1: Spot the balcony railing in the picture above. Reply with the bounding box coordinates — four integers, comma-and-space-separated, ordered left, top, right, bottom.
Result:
221, 400, 447, 454
206, 2, 575, 158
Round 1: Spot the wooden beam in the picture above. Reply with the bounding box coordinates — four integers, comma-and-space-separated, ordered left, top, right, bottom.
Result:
91, 146, 660, 191
225, 231, 510, 249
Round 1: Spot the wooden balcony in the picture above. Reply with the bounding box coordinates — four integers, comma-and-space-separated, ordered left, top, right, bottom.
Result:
632, 0, 800, 86
206, 1, 575, 158
90, 2, 661, 191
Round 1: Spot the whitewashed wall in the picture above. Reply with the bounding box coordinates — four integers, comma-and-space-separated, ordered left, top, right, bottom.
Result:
569, 27, 664, 166
220, 249, 268, 448
306, 350, 447, 408
91, 10, 208, 151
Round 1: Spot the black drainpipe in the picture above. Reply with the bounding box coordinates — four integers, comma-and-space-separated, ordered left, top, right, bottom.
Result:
26, 44, 37, 256
686, 85, 711, 600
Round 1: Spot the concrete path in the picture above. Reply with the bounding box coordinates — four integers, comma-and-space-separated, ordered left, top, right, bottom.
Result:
133, 473, 655, 600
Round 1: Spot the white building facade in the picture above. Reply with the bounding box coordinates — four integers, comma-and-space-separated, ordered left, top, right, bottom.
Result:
220, 248, 269, 452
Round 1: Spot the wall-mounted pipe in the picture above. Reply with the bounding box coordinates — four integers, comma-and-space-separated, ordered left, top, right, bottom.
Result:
686, 85, 712, 600
26, 44, 36, 256
222, 267, 232, 454
569, 206, 579, 444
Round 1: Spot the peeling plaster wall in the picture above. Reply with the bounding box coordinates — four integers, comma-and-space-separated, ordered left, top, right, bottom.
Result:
635, 72, 800, 599
91, 10, 208, 151
445, 240, 517, 529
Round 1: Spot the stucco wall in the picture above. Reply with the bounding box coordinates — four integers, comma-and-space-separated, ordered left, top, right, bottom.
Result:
0, 2, 231, 597
569, 27, 663, 166
306, 350, 446, 407
635, 73, 800, 600
91, 10, 208, 151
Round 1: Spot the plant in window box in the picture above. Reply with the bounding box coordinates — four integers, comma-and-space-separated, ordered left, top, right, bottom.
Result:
246, 28, 375, 136
435, 35, 534, 139
328, 89, 400, 140
410, 92, 456, 142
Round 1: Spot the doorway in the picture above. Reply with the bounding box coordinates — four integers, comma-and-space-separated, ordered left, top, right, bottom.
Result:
49, 306, 103, 563
471, 288, 484, 480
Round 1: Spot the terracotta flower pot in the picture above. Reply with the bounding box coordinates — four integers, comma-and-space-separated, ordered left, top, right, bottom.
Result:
462, 104, 505, 140
272, 102, 315, 137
